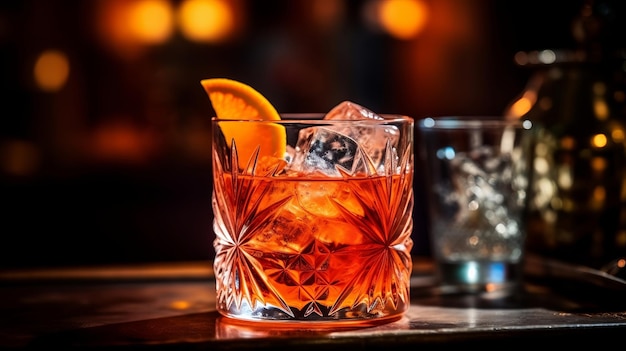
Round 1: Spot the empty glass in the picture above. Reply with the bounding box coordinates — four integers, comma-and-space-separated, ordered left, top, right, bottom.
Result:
418, 116, 533, 295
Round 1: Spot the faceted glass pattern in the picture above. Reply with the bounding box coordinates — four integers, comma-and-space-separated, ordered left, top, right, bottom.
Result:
212, 115, 414, 324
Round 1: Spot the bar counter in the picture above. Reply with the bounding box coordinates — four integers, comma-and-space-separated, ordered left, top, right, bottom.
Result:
1, 256, 626, 350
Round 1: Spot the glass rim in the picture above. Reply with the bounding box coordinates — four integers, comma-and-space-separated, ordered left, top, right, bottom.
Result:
417, 116, 532, 130
212, 113, 414, 124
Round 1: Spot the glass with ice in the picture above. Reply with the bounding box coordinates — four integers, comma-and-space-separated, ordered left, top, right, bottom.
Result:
212, 101, 414, 325
418, 116, 532, 295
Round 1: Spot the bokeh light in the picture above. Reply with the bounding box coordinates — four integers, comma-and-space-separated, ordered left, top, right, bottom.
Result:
378, 0, 428, 40
33, 49, 70, 92
96, 0, 174, 57
591, 133, 608, 148
508, 95, 533, 118
178, 0, 235, 43
0, 140, 40, 177
128, 0, 174, 44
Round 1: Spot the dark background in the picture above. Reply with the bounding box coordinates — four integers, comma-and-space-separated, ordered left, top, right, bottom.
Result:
0, 0, 591, 268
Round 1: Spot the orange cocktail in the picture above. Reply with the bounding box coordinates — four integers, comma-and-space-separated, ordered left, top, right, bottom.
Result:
204, 79, 414, 325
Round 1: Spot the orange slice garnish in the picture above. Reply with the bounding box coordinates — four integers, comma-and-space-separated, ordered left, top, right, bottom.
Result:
200, 78, 286, 171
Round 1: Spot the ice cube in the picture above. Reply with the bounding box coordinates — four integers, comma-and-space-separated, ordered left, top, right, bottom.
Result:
324, 101, 400, 170
254, 203, 315, 254
287, 101, 400, 176
324, 100, 384, 121
291, 126, 361, 176
445, 146, 520, 239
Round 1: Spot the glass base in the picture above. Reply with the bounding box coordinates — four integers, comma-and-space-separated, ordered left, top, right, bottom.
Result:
216, 300, 408, 329
435, 260, 522, 295
216, 313, 405, 331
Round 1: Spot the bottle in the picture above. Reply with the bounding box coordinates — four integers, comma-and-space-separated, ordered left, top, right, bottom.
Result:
504, 0, 626, 268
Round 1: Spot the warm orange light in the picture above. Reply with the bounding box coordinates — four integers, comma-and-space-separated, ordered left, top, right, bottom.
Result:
591, 156, 606, 172
485, 283, 498, 293
593, 99, 609, 121
612, 128, 625, 142
592, 186, 606, 207
561, 136, 576, 150
0, 140, 40, 177
592, 133, 608, 148
33, 49, 70, 92
311, 0, 345, 32
128, 0, 174, 44
178, 0, 234, 43
170, 300, 191, 310
378, 0, 428, 40
96, 0, 173, 58
509, 96, 533, 118
90, 121, 157, 163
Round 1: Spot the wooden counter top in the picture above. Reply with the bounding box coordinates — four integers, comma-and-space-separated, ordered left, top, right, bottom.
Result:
1, 257, 625, 350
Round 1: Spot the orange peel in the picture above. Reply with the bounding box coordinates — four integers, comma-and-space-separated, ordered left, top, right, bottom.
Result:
201, 78, 286, 171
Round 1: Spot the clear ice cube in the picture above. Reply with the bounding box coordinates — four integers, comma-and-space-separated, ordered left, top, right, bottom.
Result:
292, 126, 359, 176
288, 101, 400, 176
444, 146, 519, 239
324, 100, 383, 121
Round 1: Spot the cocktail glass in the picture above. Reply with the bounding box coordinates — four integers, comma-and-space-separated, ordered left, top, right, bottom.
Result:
211, 102, 414, 326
